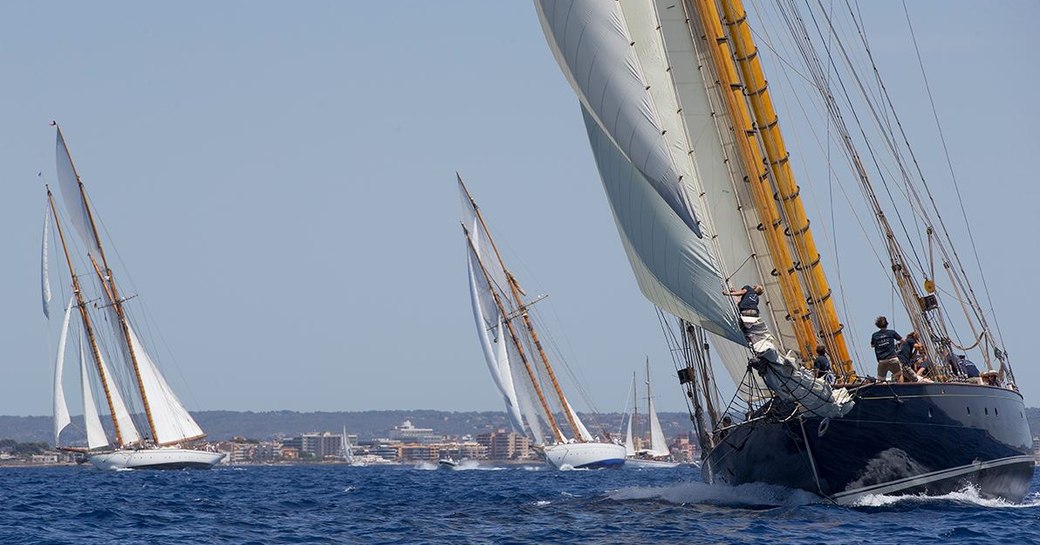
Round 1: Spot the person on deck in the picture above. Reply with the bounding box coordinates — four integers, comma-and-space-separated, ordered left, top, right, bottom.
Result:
724, 284, 764, 317
871, 316, 903, 382
813, 344, 835, 384
896, 331, 921, 383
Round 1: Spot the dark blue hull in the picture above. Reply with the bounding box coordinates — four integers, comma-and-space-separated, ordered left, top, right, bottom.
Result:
703, 382, 1035, 503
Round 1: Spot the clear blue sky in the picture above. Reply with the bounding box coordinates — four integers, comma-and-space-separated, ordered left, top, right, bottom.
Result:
1, 1, 1037, 417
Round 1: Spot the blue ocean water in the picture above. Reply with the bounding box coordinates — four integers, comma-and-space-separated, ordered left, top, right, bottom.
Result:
1, 463, 1037, 545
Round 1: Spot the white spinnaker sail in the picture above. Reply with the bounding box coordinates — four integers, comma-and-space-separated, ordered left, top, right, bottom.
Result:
80, 336, 108, 450
41, 209, 52, 319
537, 0, 743, 343
124, 322, 204, 445
646, 395, 669, 457
581, 104, 744, 343
53, 298, 74, 445
467, 248, 527, 433
629, 0, 796, 351
54, 127, 103, 258
534, 0, 701, 234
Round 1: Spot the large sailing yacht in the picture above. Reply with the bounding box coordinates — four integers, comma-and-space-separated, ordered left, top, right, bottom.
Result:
45, 124, 224, 470
460, 176, 626, 469
536, 1, 1033, 502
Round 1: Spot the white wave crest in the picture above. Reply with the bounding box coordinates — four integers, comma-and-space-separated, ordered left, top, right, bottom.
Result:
608, 481, 822, 507
854, 485, 1040, 509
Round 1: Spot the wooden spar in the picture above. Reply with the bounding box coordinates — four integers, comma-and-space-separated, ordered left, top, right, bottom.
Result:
462, 224, 566, 444
54, 124, 160, 444
719, 0, 853, 377
46, 186, 125, 447
458, 176, 586, 442
689, 0, 819, 361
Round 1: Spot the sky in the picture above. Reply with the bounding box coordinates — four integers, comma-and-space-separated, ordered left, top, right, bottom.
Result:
1, 1, 1037, 418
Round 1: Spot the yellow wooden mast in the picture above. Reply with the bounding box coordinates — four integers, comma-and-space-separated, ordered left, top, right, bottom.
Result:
718, 0, 853, 377
690, 0, 819, 361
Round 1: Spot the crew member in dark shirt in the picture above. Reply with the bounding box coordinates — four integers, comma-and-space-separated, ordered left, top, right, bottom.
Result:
724, 284, 764, 317
813, 344, 834, 383
896, 331, 920, 383
870, 315, 903, 382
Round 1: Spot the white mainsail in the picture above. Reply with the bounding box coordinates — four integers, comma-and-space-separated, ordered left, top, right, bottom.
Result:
54, 127, 103, 258
80, 336, 108, 450
125, 322, 205, 445
41, 209, 52, 319
646, 395, 669, 457
52, 298, 74, 445
537, 0, 745, 344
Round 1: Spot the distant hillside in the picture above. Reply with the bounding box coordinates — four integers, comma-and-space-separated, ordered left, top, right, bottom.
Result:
4, 408, 1036, 446
0, 410, 695, 445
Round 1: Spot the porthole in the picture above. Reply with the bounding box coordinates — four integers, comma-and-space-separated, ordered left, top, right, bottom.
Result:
967, 406, 971, 415
985, 407, 989, 416
995, 408, 999, 416
928, 408, 933, 418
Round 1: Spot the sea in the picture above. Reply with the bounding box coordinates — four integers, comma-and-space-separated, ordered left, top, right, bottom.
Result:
1, 463, 1037, 545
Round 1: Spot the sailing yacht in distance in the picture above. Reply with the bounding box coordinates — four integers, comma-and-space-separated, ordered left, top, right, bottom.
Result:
623, 362, 679, 469
459, 175, 626, 470
45, 123, 224, 470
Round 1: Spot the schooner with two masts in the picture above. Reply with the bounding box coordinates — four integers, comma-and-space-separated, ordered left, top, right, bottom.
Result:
460, 176, 626, 469
536, 0, 1033, 502
45, 123, 224, 470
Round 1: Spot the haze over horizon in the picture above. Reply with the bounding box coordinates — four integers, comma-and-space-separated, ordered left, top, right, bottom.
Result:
2, 1, 1037, 417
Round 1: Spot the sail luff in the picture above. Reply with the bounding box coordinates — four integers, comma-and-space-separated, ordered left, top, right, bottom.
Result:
53, 298, 74, 446
45, 187, 127, 446
687, 0, 820, 360
719, 0, 853, 375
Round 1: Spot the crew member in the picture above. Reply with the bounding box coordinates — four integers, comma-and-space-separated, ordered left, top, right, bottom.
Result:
871, 316, 903, 382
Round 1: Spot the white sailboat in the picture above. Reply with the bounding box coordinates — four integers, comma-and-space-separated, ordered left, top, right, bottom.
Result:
459, 175, 626, 470
623, 362, 679, 469
45, 123, 224, 470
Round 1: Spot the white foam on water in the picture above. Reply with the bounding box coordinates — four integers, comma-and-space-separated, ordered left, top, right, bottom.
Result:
854, 485, 1040, 509
534, 500, 552, 506
413, 462, 438, 471
608, 480, 822, 507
